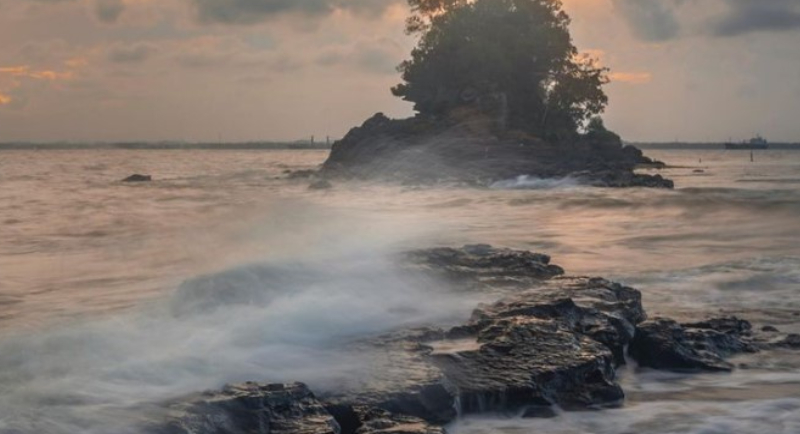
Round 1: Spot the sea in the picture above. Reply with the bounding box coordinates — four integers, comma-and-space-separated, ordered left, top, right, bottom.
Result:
0, 148, 799, 433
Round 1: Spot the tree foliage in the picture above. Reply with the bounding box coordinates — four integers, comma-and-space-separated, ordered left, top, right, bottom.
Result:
392, 0, 609, 138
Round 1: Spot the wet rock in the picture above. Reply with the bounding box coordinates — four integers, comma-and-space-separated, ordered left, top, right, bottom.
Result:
320, 331, 458, 425
321, 113, 673, 189
588, 172, 674, 189
431, 316, 624, 413
309, 179, 333, 190
628, 317, 756, 372
401, 245, 564, 291
775, 334, 800, 349
761, 325, 780, 333
152, 382, 340, 434
327, 406, 446, 434
325, 276, 637, 422
684, 317, 753, 335
122, 174, 152, 182
471, 277, 646, 365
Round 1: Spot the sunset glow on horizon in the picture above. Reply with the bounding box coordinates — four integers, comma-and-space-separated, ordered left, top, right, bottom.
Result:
1, 0, 799, 142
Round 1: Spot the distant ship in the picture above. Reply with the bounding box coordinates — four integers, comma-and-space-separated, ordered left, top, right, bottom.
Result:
724, 135, 769, 150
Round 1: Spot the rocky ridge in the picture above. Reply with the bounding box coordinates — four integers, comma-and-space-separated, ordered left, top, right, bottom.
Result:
148, 245, 796, 434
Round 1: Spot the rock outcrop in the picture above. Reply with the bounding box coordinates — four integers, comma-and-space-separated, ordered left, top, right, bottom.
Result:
628, 317, 757, 372
122, 174, 152, 182
401, 244, 564, 291
150, 382, 445, 434
321, 113, 672, 189
152, 382, 340, 434
142, 245, 800, 433
323, 275, 645, 422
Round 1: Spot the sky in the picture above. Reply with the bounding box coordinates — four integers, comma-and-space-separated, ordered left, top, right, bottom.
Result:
0, 0, 799, 143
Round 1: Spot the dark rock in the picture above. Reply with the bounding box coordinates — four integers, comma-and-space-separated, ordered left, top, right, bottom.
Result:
324, 276, 638, 422
775, 334, 800, 349
327, 406, 446, 434
431, 317, 625, 413
151, 382, 340, 434
321, 112, 672, 189
401, 245, 564, 291
320, 332, 458, 425
684, 317, 753, 335
761, 325, 780, 333
628, 317, 756, 372
309, 180, 334, 190
471, 277, 647, 365
122, 174, 152, 182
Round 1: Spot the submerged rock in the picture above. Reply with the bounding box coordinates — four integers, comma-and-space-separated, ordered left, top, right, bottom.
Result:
321, 112, 673, 189
152, 382, 340, 434
122, 174, 152, 182
287, 169, 317, 179
309, 179, 334, 190
628, 317, 756, 372
775, 334, 800, 349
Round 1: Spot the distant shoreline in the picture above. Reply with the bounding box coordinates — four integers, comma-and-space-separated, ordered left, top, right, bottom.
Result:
2, 141, 799, 151
0, 142, 333, 151
632, 142, 800, 150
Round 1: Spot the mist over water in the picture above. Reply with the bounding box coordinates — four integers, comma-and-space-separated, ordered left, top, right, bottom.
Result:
1, 148, 800, 432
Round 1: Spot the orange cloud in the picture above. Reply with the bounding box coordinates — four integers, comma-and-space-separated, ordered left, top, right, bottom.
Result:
610, 71, 652, 84
0, 65, 74, 81
0, 92, 11, 105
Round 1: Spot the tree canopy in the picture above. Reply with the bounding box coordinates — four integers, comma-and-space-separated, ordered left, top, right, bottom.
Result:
392, 0, 609, 138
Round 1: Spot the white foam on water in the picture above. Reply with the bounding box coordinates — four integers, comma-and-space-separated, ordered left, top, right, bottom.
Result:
490, 175, 583, 190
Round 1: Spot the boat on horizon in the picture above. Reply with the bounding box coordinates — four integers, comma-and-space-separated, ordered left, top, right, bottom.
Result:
724, 135, 769, 150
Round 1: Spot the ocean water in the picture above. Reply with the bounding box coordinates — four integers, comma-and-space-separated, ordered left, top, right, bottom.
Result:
0, 148, 799, 433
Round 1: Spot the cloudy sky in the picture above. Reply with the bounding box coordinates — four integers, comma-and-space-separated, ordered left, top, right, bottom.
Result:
0, 0, 799, 142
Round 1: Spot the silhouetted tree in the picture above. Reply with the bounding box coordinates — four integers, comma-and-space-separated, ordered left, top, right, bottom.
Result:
392, 0, 609, 138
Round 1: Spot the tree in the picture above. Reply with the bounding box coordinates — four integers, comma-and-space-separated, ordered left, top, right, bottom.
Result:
392, 0, 609, 138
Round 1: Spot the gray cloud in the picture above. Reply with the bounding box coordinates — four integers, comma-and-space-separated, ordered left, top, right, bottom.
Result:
714, 0, 800, 37
107, 44, 156, 63
191, 0, 399, 25
611, 0, 684, 42
95, 0, 125, 23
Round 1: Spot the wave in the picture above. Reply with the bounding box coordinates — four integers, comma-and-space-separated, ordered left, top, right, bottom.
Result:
0, 252, 485, 433
448, 398, 800, 434
490, 175, 582, 190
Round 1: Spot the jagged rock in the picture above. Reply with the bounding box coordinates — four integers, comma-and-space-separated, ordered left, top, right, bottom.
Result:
122, 174, 152, 182
327, 406, 446, 434
151, 382, 340, 434
628, 317, 757, 372
401, 244, 564, 291
321, 113, 673, 189
430, 316, 624, 413
469, 277, 646, 365
324, 276, 638, 422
